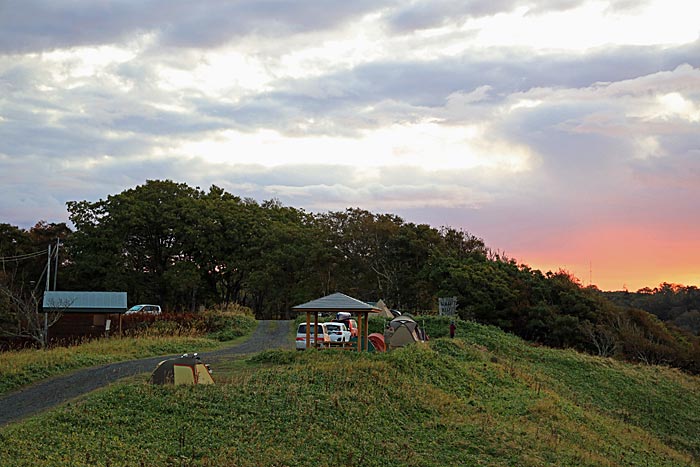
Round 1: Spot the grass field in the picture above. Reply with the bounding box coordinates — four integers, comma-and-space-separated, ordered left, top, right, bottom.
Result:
0, 314, 257, 395
1, 318, 698, 466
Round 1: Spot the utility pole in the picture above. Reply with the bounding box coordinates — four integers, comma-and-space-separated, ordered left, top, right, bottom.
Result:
45, 244, 51, 292
44, 244, 51, 347
53, 238, 60, 291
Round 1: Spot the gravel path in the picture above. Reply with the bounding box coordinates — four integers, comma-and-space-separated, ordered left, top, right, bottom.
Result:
0, 320, 292, 427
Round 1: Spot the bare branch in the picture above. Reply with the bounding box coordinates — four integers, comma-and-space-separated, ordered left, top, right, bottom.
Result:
0, 285, 69, 348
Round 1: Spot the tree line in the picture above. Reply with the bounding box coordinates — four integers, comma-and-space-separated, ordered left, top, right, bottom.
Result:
2, 180, 700, 373
604, 284, 700, 335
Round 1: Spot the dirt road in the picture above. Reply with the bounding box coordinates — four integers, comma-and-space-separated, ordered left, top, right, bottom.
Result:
0, 320, 292, 426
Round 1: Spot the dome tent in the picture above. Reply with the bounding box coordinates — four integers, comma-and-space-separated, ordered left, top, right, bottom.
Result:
385, 315, 426, 349
150, 354, 214, 385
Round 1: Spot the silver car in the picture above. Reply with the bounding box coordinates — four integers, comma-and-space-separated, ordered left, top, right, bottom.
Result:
125, 304, 162, 315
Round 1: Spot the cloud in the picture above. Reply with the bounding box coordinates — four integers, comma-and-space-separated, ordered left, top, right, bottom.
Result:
0, 1, 151, 54
1, 0, 699, 290
3, 0, 585, 54
497, 65, 700, 187
385, 0, 598, 32
0, 0, 394, 53
3, 36, 698, 227
185, 39, 699, 144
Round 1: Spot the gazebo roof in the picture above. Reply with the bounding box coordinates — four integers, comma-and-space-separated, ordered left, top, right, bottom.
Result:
292, 292, 381, 313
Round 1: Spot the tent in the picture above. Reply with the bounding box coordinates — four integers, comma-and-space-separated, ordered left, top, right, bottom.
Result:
150, 354, 214, 385
374, 299, 401, 318
375, 300, 394, 319
368, 333, 386, 352
385, 316, 425, 349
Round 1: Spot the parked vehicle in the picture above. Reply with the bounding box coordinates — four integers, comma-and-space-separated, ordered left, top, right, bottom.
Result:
296, 322, 330, 350
325, 322, 351, 343
332, 318, 358, 338
125, 304, 162, 315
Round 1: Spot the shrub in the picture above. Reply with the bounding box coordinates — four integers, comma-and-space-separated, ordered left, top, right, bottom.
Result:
123, 304, 256, 341
206, 314, 257, 341
248, 349, 300, 365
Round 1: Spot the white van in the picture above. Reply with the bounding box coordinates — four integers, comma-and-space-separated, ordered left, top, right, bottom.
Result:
295, 322, 330, 350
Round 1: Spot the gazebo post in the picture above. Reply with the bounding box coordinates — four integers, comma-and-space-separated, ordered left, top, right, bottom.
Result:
356, 313, 363, 352
305, 311, 311, 349
364, 311, 370, 351
314, 311, 319, 349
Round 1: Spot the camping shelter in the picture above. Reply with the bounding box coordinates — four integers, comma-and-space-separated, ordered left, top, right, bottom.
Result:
42, 291, 127, 340
150, 354, 214, 385
375, 299, 395, 319
292, 293, 381, 351
385, 315, 424, 349
368, 333, 386, 352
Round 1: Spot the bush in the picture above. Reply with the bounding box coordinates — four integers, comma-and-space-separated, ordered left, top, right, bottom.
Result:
123, 304, 256, 341
206, 313, 257, 341
206, 302, 256, 317
248, 349, 300, 365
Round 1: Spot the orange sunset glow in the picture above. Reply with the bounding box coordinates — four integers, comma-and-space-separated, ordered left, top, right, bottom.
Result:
512, 224, 700, 291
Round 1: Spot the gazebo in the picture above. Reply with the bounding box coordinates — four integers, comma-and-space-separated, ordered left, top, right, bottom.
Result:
292, 292, 381, 351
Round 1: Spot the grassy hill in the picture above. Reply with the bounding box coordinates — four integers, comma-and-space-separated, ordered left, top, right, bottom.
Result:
1, 318, 698, 466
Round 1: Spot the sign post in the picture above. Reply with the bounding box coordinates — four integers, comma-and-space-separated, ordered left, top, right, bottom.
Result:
439, 297, 458, 316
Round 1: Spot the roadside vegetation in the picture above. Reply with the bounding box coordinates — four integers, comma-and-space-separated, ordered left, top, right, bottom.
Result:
0, 308, 256, 395
1, 318, 698, 467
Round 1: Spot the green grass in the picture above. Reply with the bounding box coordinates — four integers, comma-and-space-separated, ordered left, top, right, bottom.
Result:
0, 315, 257, 395
1, 319, 698, 466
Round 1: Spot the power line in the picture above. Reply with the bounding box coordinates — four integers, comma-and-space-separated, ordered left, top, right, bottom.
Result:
0, 244, 62, 262
0, 250, 48, 261
1, 245, 61, 292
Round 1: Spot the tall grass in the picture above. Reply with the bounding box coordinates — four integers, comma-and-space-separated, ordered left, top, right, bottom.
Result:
1, 319, 698, 466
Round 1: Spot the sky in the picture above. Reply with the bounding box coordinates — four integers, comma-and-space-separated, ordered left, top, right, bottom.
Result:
1, 0, 699, 291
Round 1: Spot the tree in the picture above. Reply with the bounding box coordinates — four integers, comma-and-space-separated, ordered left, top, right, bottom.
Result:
673, 310, 700, 335
245, 201, 321, 318
0, 223, 34, 290
189, 188, 262, 308
0, 222, 70, 291
0, 283, 64, 348
0, 222, 71, 348
581, 320, 617, 357
67, 180, 204, 307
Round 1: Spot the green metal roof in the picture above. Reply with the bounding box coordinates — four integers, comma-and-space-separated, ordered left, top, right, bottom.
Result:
42, 291, 127, 313
292, 292, 380, 312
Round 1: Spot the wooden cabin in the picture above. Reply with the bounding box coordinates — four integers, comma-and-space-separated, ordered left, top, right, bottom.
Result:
42, 291, 127, 341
